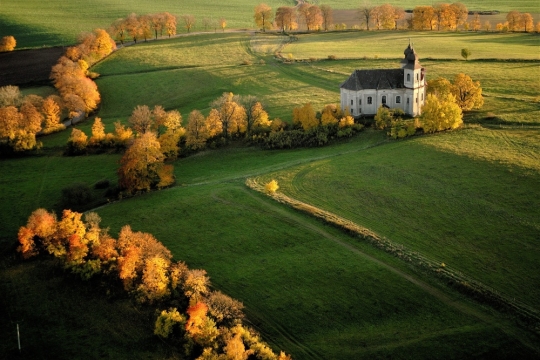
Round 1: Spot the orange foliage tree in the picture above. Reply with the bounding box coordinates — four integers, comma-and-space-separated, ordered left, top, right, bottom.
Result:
0, 35, 16, 52
117, 132, 174, 193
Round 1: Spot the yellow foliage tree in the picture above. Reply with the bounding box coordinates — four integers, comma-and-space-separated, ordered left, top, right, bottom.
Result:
89, 117, 106, 145
451, 73, 484, 111
265, 179, 279, 194
204, 108, 223, 138
293, 103, 319, 130
154, 308, 185, 338
137, 256, 171, 303
420, 93, 463, 133
67, 128, 88, 153
42, 96, 63, 133
186, 109, 208, 150
0, 36, 16, 52
254, 4, 273, 32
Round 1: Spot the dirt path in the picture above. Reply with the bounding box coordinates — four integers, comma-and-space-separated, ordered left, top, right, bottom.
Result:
237, 186, 540, 355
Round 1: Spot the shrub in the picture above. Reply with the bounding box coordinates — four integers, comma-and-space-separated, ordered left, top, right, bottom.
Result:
327, 55, 337, 60
265, 180, 279, 194
93, 179, 110, 189
60, 183, 94, 210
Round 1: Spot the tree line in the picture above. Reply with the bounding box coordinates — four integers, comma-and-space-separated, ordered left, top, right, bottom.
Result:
66, 92, 364, 195
254, 3, 540, 33
16, 208, 291, 359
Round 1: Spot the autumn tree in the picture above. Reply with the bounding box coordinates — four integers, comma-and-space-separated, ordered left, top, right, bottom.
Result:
110, 18, 127, 44
254, 4, 273, 32
183, 15, 196, 33
521, 13, 534, 32
206, 290, 245, 326
211, 93, 247, 138
128, 105, 154, 134
183, 269, 210, 303
471, 12, 481, 32
126, 13, 142, 42
358, 3, 374, 30
185, 109, 208, 150
118, 132, 174, 193
275, 7, 297, 32
41, 96, 62, 132
137, 256, 171, 303
420, 93, 462, 133
0, 36, 16, 52
154, 308, 186, 338
89, 117, 106, 145
117, 225, 172, 291
305, 5, 323, 31
204, 109, 223, 139
219, 18, 227, 32
412, 6, 436, 30
375, 4, 398, 30
506, 11, 521, 31
451, 73, 484, 111
151, 13, 165, 39
0, 85, 22, 107
67, 128, 88, 154
239, 95, 270, 134
164, 12, 177, 37
319, 5, 333, 31
0, 106, 21, 139
450, 2, 468, 30
293, 103, 319, 130
265, 179, 279, 194
320, 104, 340, 126
428, 77, 453, 99
112, 121, 133, 146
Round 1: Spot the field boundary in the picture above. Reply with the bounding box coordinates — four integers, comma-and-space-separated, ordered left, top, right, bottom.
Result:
245, 178, 540, 333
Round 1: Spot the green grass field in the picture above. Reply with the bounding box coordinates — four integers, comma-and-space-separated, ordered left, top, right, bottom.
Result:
1, 29, 540, 358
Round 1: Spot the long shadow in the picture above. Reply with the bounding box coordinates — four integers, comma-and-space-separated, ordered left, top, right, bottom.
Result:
0, 15, 66, 48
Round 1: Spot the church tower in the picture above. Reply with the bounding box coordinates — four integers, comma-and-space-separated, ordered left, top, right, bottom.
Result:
401, 42, 426, 116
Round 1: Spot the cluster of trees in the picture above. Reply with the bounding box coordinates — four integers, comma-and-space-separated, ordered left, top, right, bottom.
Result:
504, 11, 536, 32
375, 73, 482, 139
263, 103, 362, 149
17, 208, 290, 359
255, 2, 539, 33
255, 3, 334, 32
108, 12, 178, 44
0, 35, 16, 52
50, 29, 115, 121
0, 85, 65, 152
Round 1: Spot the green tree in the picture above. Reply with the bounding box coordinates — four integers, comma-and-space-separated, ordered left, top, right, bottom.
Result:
461, 48, 471, 60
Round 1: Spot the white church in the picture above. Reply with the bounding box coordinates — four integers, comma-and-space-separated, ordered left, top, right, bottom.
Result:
340, 43, 427, 117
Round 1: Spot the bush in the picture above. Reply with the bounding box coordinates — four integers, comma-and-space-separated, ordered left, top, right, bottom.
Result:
327, 55, 337, 60
60, 183, 94, 210
93, 179, 110, 189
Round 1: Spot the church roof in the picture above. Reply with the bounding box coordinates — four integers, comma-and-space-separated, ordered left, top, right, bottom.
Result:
340, 69, 404, 91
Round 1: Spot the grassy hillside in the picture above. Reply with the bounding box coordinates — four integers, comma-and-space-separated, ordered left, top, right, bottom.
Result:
1, 30, 540, 358
255, 128, 540, 308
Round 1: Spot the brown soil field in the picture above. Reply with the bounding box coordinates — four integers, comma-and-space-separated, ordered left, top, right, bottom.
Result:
0, 46, 64, 87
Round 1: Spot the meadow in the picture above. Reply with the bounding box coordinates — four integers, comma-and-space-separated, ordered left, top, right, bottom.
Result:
1, 29, 540, 358
1, 0, 538, 48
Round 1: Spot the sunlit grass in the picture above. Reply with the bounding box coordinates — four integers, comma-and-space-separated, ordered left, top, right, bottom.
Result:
286, 31, 540, 61
256, 128, 540, 308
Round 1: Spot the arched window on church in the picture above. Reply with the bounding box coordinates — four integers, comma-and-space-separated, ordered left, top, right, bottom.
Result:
407, 74, 410, 82
382, 95, 387, 104
367, 97, 373, 104
396, 96, 401, 104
